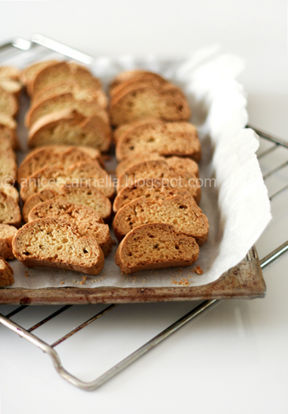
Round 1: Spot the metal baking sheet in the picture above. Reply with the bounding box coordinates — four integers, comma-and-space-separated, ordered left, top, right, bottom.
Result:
0, 37, 266, 304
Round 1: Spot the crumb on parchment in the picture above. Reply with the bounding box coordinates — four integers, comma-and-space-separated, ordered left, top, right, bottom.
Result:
80, 275, 87, 285
193, 266, 204, 275
24, 270, 29, 278
171, 278, 190, 286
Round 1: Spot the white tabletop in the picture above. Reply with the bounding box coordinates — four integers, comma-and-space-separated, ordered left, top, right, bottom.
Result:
0, 1, 288, 413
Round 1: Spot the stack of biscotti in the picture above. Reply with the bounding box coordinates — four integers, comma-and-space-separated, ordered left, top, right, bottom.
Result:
0, 66, 23, 286
15, 144, 115, 275
10, 61, 116, 277
22, 60, 111, 151
110, 70, 208, 274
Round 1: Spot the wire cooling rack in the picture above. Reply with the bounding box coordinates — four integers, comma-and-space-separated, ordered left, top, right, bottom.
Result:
0, 35, 287, 391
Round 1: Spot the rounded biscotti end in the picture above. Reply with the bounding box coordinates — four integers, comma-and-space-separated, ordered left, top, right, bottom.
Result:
115, 223, 200, 274
0, 257, 14, 286
12, 218, 105, 275
112, 196, 209, 245
0, 223, 17, 259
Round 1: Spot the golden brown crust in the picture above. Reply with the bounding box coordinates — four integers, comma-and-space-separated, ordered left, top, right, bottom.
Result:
110, 70, 167, 91
18, 145, 102, 182
109, 82, 190, 126
0, 191, 21, 227
28, 109, 111, 152
0, 257, 14, 286
12, 218, 105, 275
113, 179, 200, 212
113, 195, 209, 244
0, 223, 17, 259
0, 66, 20, 81
26, 92, 108, 128
115, 119, 200, 161
116, 159, 200, 193
28, 200, 113, 256
20, 60, 59, 95
20, 161, 115, 201
115, 223, 199, 274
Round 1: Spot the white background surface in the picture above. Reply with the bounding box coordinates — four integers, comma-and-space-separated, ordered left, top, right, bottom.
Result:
0, 1, 287, 413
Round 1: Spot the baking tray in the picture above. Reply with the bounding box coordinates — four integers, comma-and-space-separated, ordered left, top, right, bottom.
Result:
0, 35, 266, 304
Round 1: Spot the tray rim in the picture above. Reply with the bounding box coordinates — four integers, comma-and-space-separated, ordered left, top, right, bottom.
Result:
0, 247, 266, 305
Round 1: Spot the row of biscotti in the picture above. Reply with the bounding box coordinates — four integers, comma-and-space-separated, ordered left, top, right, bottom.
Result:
21, 60, 111, 152
109, 70, 208, 274
0, 66, 23, 286
11, 145, 115, 276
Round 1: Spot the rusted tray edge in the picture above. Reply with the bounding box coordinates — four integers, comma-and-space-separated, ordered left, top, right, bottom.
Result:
0, 248, 266, 305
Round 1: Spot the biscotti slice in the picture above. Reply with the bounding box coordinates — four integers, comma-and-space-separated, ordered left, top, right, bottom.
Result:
116, 154, 199, 178
110, 70, 167, 90
20, 161, 115, 201
115, 223, 199, 274
18, 145, 102, 182
117, 159, 200, 192
32, 83, 107, 109
20, 60, 59, 95
0, 79, 22, 95
0, 224, 17, 259
22, 185, 111, 222
12, 218, 104, 275
113, 179, 199, 212
0, 115, 18, 149
32, 61, 101, 99
0, 86, 18, 117
22, 189, 59, 222
0, 148, 17, 184
0, 191, 21, 226
0, 257, 14, 286
28, 109, 111, 152
0, 66, 20, 81
28, 201, 112, 256
0, 184, 19, 202
26, 92, 109, 128
113, 195, 209, 244
116, 120, 200, 161
110, 76, 169, 101
110, 82, 190, 126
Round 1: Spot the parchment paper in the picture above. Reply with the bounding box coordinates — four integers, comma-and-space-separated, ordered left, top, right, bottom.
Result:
3, 46, 271, 288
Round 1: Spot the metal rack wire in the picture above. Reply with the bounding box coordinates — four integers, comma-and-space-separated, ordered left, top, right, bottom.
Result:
0, 35, 287, 391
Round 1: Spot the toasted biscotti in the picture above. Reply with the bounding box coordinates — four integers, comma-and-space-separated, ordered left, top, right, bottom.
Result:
0, 257, 14, 286
12, 218, 104, 275
22, 184, 112, 222
116, 154, 199, 178
32, 83, 107, 109
110, 70, 167, 91
26, 92, 109, 128
113, 195, 209, 244
0, 115, 18, 149
0, 86, 18, 117
22, 189, 59, 222
28, 109, 111, 152
0, 224, 17, 259
0, 147, 17, 184
113, 179, 200, 212
109, 82, 190, 126
18, 145, 102, 182
110, 77, 169, 102
116, 119, 200, 161
117, 159, 200, 193
0, 184, 19, 202
0, 79, 22, 96
28, 201, 113, 256
0, 66, 20, 81
20, 60, 59, 95
32, 61, 101, 100
20, 161, 115, 201
0, 191, 21, 226
115, 223, 199, 274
